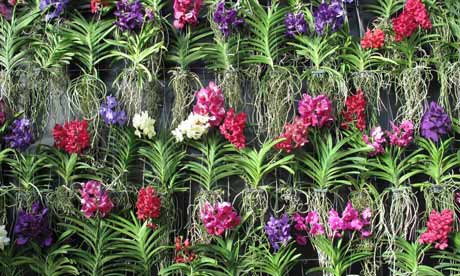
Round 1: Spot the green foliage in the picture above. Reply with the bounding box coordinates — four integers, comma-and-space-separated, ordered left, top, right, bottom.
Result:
6, 151, 52, 192
100, 127, 140, 189
167, 26, 210, 70
290, 33, 340, 74
195, 235, 246, 276
414, 137, 460, 188
235, 139, 294, 188
107, 25, 165, 82
32, 24, 74, 74
243, 0, 289, 68
203, 35, 241, 71
0, 10, 39, 73
366, 146, 421, 188
309, 236, 371, 276
341, 41, 397, 72
365, 0, 404, 19
41, 146, 98, 187
297, 133, 369, 190
15, 241, 78, 276
159, 256, 225, 276
108, 212, 167, 276
186, 135, 237, 191
391, 237, 443, 276
247, 243, 301, 276
433, 232, 460, 274
139, 135, 187, 194
64, 13, 115, 75
61, 217, 123, 276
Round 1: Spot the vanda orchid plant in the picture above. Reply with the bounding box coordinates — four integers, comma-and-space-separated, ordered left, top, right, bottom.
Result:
204, 0, 244, 109
243, 0, 299, 141
63, 13, 115, 146
108, 0, 166, 118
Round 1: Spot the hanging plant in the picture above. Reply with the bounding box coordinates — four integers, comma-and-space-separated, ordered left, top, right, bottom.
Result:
297, 132, 368, 226
204, 0, 244, 109
108, 0, 166, 118
413, 137, 460, 227
168, 26, 209, 127
234, 139, 294, 242
185, 135, 236, 242
243, 0, 299, 141
0, 9, 39, 118
63, 13, 115, 146
341, 41, 396, 123
30, 24, 74, 138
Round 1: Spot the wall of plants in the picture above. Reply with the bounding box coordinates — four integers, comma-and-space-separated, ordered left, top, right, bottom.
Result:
1, 0, 460, 275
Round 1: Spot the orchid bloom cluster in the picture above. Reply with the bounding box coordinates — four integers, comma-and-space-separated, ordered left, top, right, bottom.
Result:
172, 81, 230, 142
265, 213, 292, 251
136, 186, 161, 229
0, 225, 10, 250
363, 126, 386, 156
173, 0, 202, 29
193, 81, 226, 127
175, 236, 196, 263
313, 0, 344, 35
275, 117, 310, 153
361, 28, 385, 49
284, 12, 307, 38
298, 93, 334, 128
419, 209, 453, 250
213, 1, 244, 38
114, 0, 154, 32
328, 202, 372, 238
387, 120, 414, 147
292, 211, 325, 246
200, 201, 241, 236
39, 0, 69, 21
99, 96, 128, 126
53, 120, 90, 154
276, 93, 333, 152
79, 181, 114, 218
420, 101, 452, 142
341, 90, 367, 131
219, 108, 247, 149
4, 118, 33, 151
172, 113, 211, 142
14, 202, 53, 247
392, 0, 431, 41
90, 0, 104, 13
363, 120, 414, 156
0, 0, 15, 20
132, 111, 156, 139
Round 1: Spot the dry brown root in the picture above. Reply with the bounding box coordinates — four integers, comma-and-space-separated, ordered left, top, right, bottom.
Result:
351, 71, 385, 117
169, 69, 201, 128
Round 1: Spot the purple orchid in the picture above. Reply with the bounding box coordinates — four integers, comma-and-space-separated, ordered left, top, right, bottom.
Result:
313, 0, 344, 35
284, 12, 307, 37
99, 96, 128, 126
265, 213, 292, 251
39, 0, 69, 21
213, 1, 244, 37
14, 202, 53, 247
4, 118, 33, 151
421, 102, 452, 142
114, 0, 153, 32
